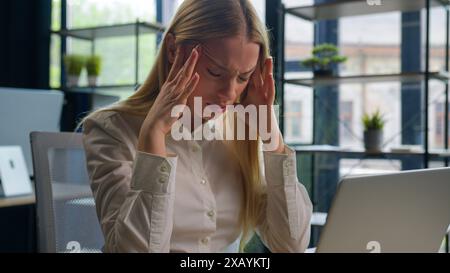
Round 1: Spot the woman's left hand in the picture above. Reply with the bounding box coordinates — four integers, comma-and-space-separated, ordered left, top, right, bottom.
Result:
242, 57, 275, 108
241, 57, 285, 153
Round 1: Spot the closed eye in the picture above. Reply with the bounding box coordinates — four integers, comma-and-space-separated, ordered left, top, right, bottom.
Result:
208, 68, 250, 83
207, 69, 221, 77
238, 76, 250, 83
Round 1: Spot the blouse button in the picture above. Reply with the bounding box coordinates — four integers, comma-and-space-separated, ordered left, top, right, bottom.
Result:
158, 176, 167, 184
160, 165, 168, 173
283, 159, 294, 168
283, 159, 296, 176
201, 179, 207, 185
207, 210, 215, 218
201, 237, 210, 245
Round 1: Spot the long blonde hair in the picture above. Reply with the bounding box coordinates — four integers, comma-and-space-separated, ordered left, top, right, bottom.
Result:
83, 0, 271, 252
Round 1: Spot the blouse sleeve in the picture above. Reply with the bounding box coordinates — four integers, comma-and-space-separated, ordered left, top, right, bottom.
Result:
255, 144, 313, 253
82, 113, 177, 253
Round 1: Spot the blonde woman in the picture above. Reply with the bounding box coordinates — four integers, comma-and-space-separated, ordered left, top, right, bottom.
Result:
82, 0, 312, 253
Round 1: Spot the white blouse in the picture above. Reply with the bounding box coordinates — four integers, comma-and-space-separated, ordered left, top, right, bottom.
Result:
82, 110, 313, 253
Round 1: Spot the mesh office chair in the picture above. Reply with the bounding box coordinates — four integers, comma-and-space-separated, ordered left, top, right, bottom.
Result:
30, 132, 104, 253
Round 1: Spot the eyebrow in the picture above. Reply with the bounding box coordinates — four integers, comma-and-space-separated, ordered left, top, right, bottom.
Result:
202, 46, 257, 76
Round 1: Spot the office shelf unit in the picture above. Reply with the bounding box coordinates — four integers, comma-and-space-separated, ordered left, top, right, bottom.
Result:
284, 71, 449, 87
52, 21, 165, 94
280, 0, 450, 250
280, 0, 450, 166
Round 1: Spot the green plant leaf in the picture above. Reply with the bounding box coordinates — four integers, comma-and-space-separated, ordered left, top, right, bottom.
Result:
362, 109, 386, 131
63, 54, 86, 76
86, 55, 102, 76
301, 43, 347, 72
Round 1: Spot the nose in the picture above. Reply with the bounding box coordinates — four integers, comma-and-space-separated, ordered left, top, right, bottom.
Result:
217, 79, 237, 102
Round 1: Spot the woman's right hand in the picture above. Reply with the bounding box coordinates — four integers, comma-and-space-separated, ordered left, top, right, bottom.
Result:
138, 45, 201, 155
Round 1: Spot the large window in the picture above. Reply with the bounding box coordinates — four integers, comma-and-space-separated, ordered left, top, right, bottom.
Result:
435, 102, 450, 147
285, 100, 303, 142
339, 100, 354, 146
340, 12, 402, 151
283, 0, 314, 144
282, 2, 449, 154
50, 0, 160, 100
281, 2, 450, 211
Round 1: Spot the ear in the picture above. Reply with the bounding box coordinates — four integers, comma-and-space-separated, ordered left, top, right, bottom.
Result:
165, 32, 177, 64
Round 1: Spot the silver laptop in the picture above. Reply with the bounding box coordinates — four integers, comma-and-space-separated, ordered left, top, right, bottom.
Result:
0, 87, 64, 176
316, 167, 450, 253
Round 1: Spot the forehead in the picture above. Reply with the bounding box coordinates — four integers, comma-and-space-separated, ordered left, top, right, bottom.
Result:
201, 36, 260, 73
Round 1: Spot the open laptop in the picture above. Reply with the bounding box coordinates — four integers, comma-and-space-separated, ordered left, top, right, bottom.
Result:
0, 87, 64, 176
315, 167, 450, 253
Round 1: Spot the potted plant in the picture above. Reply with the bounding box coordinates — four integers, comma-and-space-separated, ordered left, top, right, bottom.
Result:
64, 54, 85, 87
362, 110, 386, 153
86, 55, 102, 87
301, 43, 347, 77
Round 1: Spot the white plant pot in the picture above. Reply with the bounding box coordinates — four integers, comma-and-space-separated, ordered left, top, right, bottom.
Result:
88, 76, 98, 87
67, 75, 80, 87
364, 129, 383, 153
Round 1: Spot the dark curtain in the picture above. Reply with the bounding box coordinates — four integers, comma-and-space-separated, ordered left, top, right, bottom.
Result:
0, 0, 51, 253
0, 0, 51, 89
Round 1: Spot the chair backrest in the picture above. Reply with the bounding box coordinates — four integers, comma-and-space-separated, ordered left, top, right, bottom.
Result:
30, 132, 104, 253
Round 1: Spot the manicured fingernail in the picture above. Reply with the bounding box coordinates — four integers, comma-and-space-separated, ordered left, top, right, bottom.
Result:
189, 48, 197, 60
191, 46, 199, 56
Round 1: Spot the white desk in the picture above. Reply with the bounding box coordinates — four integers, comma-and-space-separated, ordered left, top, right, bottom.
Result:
0, 194, 35, 208
0, 183, 92, 209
